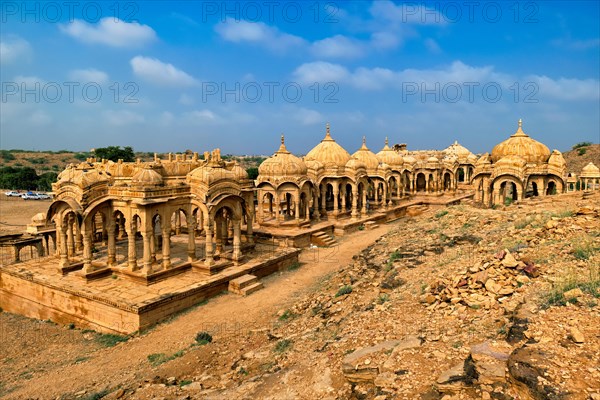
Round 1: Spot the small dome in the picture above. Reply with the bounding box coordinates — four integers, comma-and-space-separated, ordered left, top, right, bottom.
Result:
31, 213, 46, 224
352, 137, 380, 171
427, 156, 439, 163
376, 137, 404, 167
491, 119, 551, 163
305, 123, 351, 168
444, 140, 474, 160
231, 163, 249, 180
345, 157, 367, 172
403, 154, 417, 165
467, 153, 478, 162
258, 135, 308, 178
58, 163, 109, 188
581, 162, 600, 178
476, 153, 491, 165
547, 149, 566, 168
131, 166, 163, 187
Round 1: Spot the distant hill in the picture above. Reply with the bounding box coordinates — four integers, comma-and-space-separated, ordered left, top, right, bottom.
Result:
563, 143, 600, 175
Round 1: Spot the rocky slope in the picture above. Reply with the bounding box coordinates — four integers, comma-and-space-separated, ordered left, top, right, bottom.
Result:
563, 144, 600, 175
94, 191, 600, 400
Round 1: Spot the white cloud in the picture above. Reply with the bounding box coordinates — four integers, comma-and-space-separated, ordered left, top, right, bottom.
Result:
529, 76, 600, 101
425, 38, 442, 54
215, 18, 305, 52
0, 35, 32, 65
369, 0, 446, 26
60, 17, 156, 48
294, 60, 600, 104
552, 37, 600, 50
370, 31, 402, 50
294, 108, 323, 125
130, 56, 198, 87
179, 94, 195, 105
293, 62, 350, 84
104, 110, 145, 126
184, 109, 219, 124
311, 35, 364, 59
68, 68, 109, 84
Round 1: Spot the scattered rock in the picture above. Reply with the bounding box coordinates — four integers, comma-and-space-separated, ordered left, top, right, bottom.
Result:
569, 327, 585, 343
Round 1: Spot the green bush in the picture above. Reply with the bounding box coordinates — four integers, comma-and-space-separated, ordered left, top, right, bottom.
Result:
195, 331, 213, 345
274, 338, 292, 353
93, 146, 135, 162
0, 150, 15, 161
435, 210, 449, 218
246, 167, 259, 180
335, 285, 353, 297
572, 142, 592, 150
95, 333, 128, 347
578, 148, 587, 156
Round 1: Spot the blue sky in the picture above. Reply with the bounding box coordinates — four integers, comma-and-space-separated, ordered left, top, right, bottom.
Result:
1, 1, 599, 155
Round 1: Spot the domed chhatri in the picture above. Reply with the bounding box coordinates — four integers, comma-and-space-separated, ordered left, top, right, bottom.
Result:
305, 123, 351, 169
581, 162, 600, 177
352, 136, 380, 171
491, 119, 551, 164
376, 137, 404, 167
472, 119, 567, 207
258, 134, 308, 179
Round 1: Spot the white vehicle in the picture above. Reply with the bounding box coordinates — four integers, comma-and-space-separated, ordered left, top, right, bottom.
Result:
4, 191, 20, 197
21, 192, 40, 200
36, 193, 51, 200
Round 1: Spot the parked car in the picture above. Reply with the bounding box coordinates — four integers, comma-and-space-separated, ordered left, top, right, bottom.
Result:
4, 191, 20, 197
21, 192, 40, 200
36, 193, 52, 200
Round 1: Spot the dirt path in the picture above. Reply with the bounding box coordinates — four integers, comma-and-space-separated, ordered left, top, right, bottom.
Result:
6, 223, 391, 399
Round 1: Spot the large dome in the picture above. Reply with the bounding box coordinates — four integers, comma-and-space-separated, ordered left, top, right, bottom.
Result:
376, 137, 404, 167
305, 123, 351, 168
491, 120, 551, 164
352, 137, 380, 171
258, 135, 308, 178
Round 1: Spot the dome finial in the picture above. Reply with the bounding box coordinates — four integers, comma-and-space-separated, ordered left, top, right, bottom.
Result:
362, 136, 366, 145
514, 118, 526, 136
323, 122, 333, 141
277, 133, 289, 153
385, 137, 389, 146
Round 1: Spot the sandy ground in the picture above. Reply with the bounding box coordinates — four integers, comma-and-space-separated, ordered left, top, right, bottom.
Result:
0, 194, 52, 233
0, 198, 392, 399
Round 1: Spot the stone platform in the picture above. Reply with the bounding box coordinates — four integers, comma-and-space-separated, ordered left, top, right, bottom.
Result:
253, 192, 474, 246
0, 244, 300, 334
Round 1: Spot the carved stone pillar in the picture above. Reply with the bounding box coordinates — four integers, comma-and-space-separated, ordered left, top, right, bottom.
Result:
82, 229, 93, 274
127, 222, 137, 272
204, 220, 214, 266
232, 220, 242, 261
187, 215, 196, 262
162, 227, 171, 269
107, 222, 116, 267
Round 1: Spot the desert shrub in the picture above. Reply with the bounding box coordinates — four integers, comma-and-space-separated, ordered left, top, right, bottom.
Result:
435, 210, 449, 218
278, 309, 295, 321
274, 339, 292, 353
572, 142, 592, 150
95, 333, 128, 347
335, 285, 353, 297
195, 331, 213, 345
540, 266, 600, 309
578, 148, 587, 156
74, 153, 88, 161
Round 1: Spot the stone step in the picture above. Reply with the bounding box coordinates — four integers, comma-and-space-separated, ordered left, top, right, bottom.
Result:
364, 221, 379, 230
240, 282, 264, 296
228, 274, 258, 291
311, 231, 337, 247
